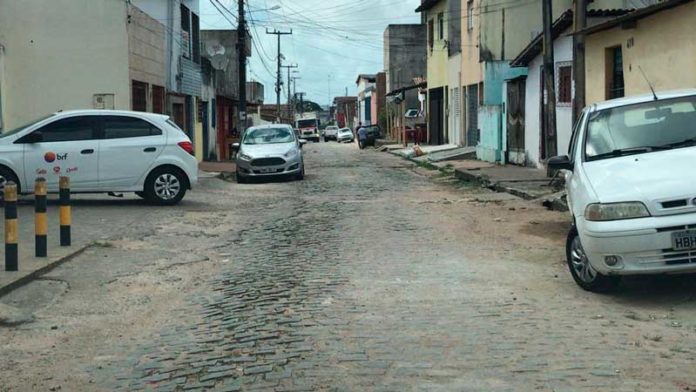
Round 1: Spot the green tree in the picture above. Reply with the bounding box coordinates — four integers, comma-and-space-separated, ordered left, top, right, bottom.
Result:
295, 100, 322, 113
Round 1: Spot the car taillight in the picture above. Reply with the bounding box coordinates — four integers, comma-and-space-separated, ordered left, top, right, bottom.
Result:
178, 141, 194, 155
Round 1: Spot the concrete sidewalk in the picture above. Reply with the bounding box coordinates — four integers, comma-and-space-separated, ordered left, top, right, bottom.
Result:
199, 161, 236, 174
452, 160, 561, 200
0, 193, 185, 297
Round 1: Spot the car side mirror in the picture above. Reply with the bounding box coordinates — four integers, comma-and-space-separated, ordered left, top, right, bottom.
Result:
548, 155, 573, 171
299, 139, 307, 148
231, 142, 240, 152
17, 131, 43, 144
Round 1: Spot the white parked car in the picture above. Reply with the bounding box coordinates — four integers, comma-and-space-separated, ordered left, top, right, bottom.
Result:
323, 125, 339, 142
0, 110, 198, 205
549, 90, 696, 292
233, 124, 306, 183
336, 128, 355, 143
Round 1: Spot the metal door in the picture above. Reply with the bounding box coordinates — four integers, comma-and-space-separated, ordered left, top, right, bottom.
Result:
429, 87, 444, 145
466, 84, 479, 146
506, 78, 526, 165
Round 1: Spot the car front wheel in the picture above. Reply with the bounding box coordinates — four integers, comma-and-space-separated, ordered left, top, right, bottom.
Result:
566, 227, 620, 292
0, 166, 19, 200
144, 167, 187, 205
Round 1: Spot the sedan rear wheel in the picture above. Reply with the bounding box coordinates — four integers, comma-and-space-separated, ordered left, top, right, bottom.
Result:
144, 167, 187, 205
566, 227, 620, 292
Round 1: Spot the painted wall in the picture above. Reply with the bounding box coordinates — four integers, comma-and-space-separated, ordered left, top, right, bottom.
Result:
383, 24, 426, 96
447, 53, 463, 145
521, 34, 574, 168
461, 0, 483, 87
426, 1, 448, 89
585, 2, 696, 104
476, 61, 526, 162
479, 0, 573, 61
0, 0, 130, 130
128, 4, 167, 111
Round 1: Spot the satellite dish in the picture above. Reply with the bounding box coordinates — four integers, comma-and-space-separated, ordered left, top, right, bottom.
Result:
210, 53, 229, 70
206, 41, 225, 57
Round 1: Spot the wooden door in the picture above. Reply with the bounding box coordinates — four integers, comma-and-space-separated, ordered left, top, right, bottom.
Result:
506, 78, 526, 165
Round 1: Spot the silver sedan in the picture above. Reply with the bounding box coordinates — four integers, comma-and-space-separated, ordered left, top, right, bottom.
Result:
233, 124, 306, 183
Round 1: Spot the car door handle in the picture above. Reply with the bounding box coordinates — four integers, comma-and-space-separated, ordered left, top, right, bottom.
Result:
81, 149, 94, 155
144, 147, 157, 153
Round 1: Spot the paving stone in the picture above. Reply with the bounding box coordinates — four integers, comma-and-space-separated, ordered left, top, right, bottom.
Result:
244, 364, 274, 375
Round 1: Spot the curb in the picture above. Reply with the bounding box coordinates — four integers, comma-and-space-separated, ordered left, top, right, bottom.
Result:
0, 244, 91, 298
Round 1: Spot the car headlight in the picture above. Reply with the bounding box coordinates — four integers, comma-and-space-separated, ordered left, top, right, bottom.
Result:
284, 149, 298, 158
584, 202, 651, 221
239, 153, 252, 161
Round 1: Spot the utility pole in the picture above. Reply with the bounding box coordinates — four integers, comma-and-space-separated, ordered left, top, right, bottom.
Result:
266, 29, 293, 123
281, 64, 298, 107
291, 76, 301, 120
573, 0, 587, 122
237, 0, 247, 134
296, 92, 306, 115
542, 0, 557, 159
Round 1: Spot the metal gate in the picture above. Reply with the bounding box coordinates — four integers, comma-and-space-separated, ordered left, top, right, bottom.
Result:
466, 84, 479, 147
506, 78, 526, 165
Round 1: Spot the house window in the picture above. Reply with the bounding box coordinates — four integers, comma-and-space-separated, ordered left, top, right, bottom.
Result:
557, 64, 572, 106
152, 85, 165, 114
131, 80, 148, 112
478, 82, 484, 105
181, 4, 191, 59
438, 13, 444, 40
467, 1, 474, 31
428, 19, 434, 52
606, 46, 625, 99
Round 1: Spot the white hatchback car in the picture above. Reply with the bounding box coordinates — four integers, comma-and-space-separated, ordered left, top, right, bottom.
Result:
0, 110, 198, 205
550, 90, 696, 292
323, 125, 339, 142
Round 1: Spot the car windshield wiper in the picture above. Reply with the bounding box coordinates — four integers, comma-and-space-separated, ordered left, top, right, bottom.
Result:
665, 137, 696, 149
588, 145, 672, 160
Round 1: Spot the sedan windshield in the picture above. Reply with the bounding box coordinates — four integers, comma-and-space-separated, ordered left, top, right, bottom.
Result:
585, 96, 696, 161
243, 127, 295, 145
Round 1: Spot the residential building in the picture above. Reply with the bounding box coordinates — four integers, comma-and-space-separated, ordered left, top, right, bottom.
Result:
356, 74, 376, 126
416, 0, 449, 145
374, 72, 387, 130
583, 0, 696, 105
383, 24, 426, 109
465, 0, 651, 163
509, 9, 628, 167
0, 0, 131, 131
201, 29, 251, 161
460, 0, 483, 148
383, 24, 427, 141
128, 5, 167, 116
133, 0, 202, 145
333, 97, 358, 130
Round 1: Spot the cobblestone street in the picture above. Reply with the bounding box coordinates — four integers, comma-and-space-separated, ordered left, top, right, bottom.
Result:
2, 143, 696, 391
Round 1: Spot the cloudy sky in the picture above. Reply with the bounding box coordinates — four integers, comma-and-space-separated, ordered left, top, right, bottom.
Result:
200, 0, 422, 106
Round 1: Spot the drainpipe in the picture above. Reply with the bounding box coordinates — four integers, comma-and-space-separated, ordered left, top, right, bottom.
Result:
166, 0, 175, 96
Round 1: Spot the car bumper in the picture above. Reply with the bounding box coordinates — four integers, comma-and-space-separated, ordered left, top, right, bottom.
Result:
337, 136, 354, 142
579, 213, 696, 276
300, 133, 319, 140
236, 156, 302, 177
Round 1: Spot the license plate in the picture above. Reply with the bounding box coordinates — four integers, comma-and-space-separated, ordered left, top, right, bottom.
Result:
258, 168, 276, 174
672, 230, 696, 250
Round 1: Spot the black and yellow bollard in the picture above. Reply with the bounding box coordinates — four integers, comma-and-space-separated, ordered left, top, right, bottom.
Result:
35, 178, 48, 257
5, 182, 18, 271
59, 176, 71, 247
